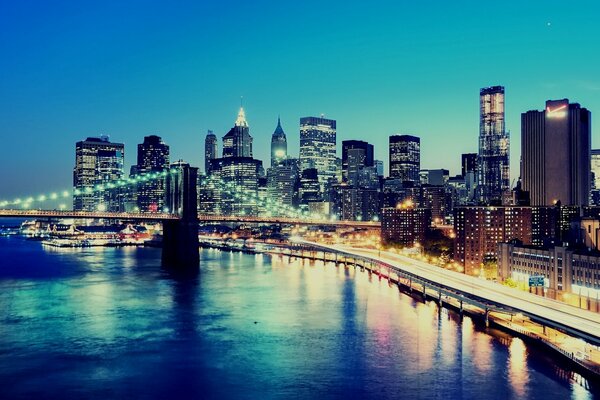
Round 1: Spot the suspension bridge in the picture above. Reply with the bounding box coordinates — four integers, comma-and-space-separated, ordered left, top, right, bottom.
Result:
0, 165, 380, 269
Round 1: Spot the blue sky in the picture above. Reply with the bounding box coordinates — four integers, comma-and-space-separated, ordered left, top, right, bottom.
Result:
1, 0, 599, 198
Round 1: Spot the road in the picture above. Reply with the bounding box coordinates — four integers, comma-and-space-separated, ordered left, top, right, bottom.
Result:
300, 240, 600, 343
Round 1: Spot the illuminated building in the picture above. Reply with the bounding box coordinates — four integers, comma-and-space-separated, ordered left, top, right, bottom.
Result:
477, 86, 509, 204
342, 140, 374, 184
73, 136, 125, 212
381, 205, 431, 246
453, 206, 532, 274
270, 117, 287, 167
522, 99, 591, 207
591, 150, 600, 205
135, 135, 170, 213
223, 107, 253, 158
498, 242, 600, 307
266, 159, 298, 215
389, 135, 420, 183
421, 185, 447, 222
461, 153, 477, 177
210, 157, 263, 216
374, 160, 384, 177
299, 116, 337, 189
299, 168, 321, 206
204, 131, 218, 174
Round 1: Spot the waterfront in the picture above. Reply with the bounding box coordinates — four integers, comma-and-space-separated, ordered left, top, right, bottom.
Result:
0, 237, 597, 399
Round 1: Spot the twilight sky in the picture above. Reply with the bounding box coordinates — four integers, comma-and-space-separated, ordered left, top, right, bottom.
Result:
1, 0, 599, 199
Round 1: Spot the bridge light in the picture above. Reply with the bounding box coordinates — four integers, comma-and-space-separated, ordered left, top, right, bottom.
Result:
26, 197, 34, 203
97, 204, 107, 212
59, 204, 66, 210
38, 195, 46, 201
50, 193, 58, 200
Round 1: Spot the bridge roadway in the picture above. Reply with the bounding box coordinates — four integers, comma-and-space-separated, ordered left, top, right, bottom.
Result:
0, 209, 381, 228
296, 240, 600, 346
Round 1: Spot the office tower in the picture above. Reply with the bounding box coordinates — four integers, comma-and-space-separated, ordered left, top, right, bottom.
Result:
342, 140, 374, 183
204, 131, 218, 174
389, 135, 420, 183
223, 107, 253, 158
134, 135, 170, 213
591, 150, 600, 205
299, 168, 321, 205
299, 116, 337, 188
210, 157, 263, 216
271, 117, 287, 167
381, 205, 431, 246
266, 159, 298, 215
461, 153, 477, 177
375, 160, 384, 177
73, 136, 124, 212
477, 86, 509, 204
521, 99, 591, 206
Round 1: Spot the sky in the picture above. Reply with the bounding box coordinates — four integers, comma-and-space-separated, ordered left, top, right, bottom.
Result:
1, 0, 599, 200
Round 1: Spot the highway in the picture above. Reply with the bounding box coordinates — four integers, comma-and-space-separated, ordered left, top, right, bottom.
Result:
299, 240, 600, 344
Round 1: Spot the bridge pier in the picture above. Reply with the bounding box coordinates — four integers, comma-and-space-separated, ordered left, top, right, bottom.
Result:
161, 164, 199, 271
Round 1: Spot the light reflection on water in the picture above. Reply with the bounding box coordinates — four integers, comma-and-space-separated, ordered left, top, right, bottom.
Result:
0, 238, 597, 399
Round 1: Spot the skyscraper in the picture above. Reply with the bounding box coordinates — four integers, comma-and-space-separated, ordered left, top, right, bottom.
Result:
135, 135, 170, 212
223, 107, 253, 158
521, 99, 591, 206
73, 136, 124, 211
591, 150, 600, 205
342, 140, 374, 184
389, 135, 420, 183
477, 86, 509, 204
271, 117, 287, 167
299, 116, 337, 189
461, 153, 477, 177
204, 130, 218, 174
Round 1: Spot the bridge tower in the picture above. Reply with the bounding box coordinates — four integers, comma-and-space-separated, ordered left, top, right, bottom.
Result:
162, 163, 199, 269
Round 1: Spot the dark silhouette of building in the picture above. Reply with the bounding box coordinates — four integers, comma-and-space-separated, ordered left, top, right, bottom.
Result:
204, 131, 218, 174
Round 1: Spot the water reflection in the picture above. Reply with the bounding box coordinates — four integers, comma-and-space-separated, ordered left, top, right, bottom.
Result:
0, 239, 598, 399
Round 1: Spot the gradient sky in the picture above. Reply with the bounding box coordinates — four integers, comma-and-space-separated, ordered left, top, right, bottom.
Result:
1, 0, 599, 199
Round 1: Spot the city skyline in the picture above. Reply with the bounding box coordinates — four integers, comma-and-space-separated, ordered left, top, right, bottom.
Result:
1, 1, 600, 199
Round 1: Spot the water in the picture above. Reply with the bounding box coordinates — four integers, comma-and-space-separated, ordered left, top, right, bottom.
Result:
0, 237, 597, 400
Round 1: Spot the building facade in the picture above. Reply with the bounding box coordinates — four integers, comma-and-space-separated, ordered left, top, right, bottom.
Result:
389, 135, 420, 183
381, 206, 431, 246
299, 116, 337, 189
498, 242, 600, 309
453, 206, 533, 274
271, 117, 287, 167
522, 99, 591, 207
477, 86, 509, 204
204, 131, 218, 174
342, 140, 374, 184
135, 135, 170, 213
73, 136, 125, 212
223, 107, 253, 158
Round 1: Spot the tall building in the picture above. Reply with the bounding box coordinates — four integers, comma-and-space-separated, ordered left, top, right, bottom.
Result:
375, 160, 384, 177
299, 116, 337, 189
210, 157, 263, 216
271, 117, 287, 167
389, 135, 420, 183
521, 99, 591, 206
341, 140, 374, 183
461, 153, 477, 177
204, 131, 218, 174
477, 86, 509, 204
73, 136, 125, 212
591, 150, 600, 205
266, 159, 298, 215
223, 107, 253, 158
135, 135, 170, 212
